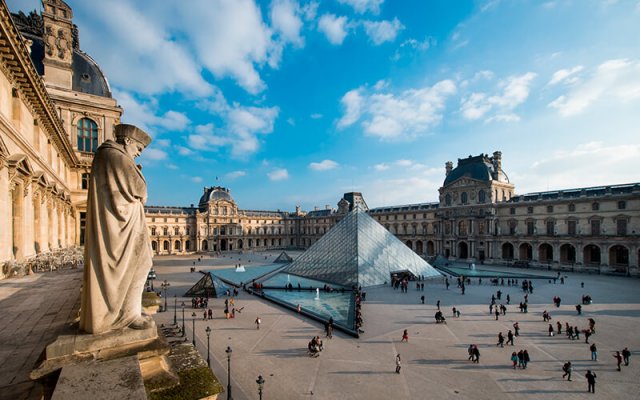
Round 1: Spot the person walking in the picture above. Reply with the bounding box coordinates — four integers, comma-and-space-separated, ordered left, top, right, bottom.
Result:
548, 324, 554, 337
556, 321, 562, 335
517, 350, 525, 369
511, 352, 518, 369
523, 349, 530, 369
495, 308, 500, 321
507, 330, 514, 346
255, 316, 261, 330
562, 361, 572, 381
401, 329, 409, 342
622, 347, 630, 366
590, 343, 598, 361
395, 354, 402, 374
614, 351, 623, 371
421, 295, 425, 304
497, 332, 504, 347
473, 346, 480, 363
513, 322, 520, 336
437, 300, 441, 310
585, 370, 596, 393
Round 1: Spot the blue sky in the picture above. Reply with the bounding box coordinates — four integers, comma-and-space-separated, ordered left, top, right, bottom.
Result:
9, 0, 640, 210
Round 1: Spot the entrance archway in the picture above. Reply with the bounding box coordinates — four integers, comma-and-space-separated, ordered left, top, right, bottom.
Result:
519, 243, 532, 260
405, 240, 413, 249
583, 244, 600, 265
416, 241, 423, 255
501, 242, 514, 260
163, 240, 169, 251
427, 241, 435, 256
221, 239, 228, 251
458, 242, 469, 259
202, 240, 208, 251
539, 243, 553, 263
238, 239, 243, 249
609, 245, 629, 266
560, 244, 576, 264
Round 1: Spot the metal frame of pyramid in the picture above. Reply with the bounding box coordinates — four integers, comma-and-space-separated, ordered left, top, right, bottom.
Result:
284, 207, 442, 287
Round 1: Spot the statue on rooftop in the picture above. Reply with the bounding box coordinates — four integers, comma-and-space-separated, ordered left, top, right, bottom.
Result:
79, 124, 154, 334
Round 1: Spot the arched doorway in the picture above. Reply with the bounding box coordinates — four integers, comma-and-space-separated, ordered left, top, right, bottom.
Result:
405, 240, 413, 249
151, 241, 157, 252
458, 242, 469, 259
202, 240, 208, 251
584, 244, 600, 265
519, 243, 532, 260
174, 240, 181, 251
185, 240, 191, 251
237, 239, 243, 249
560, 244, 576, 264
539, 243, 553, 263
163, 240, 169, 251
416, 240, 423, 255
609, 245, 629, 266
502, 242, 514, 260
221, 239, 228, 251
427, 241, 435, 256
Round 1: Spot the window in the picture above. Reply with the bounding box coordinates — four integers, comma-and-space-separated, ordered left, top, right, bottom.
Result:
527, 221, 535, 235
617, 201, 626, 210
509, 220, 517, 235
81, 173, 89, 190
186, 227, 190, 235
568, 220, 577, 235
174, 227, 179, 235
527, 206, 533, 214
151, 227, 156, 236
510, 207, 516, 215
163, 227, 168, 235
591, 220, 600, 235
617, 219, 627, 235
568, 203, 576, 212
445, 194, 452, 206
461, 192, 468, 204
175, 218, 178, 222
77, 118, 98, 152
445, 222, 451, 235
546, 220, 555, 235
478, 190, 486, 203
458, 221, 467, 235
547, 205, 554, 213
478, 221, 485, 235
79, 212, 87, 245
592, 202, 599, 211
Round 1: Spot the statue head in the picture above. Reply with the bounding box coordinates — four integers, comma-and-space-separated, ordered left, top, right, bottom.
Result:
114, 124, 151, 158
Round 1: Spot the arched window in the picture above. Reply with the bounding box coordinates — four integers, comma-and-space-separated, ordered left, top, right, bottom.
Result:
445, 194, 452, 206
77, 118, 98, 152
461, 192, 468, 204
478, 190, 486, 203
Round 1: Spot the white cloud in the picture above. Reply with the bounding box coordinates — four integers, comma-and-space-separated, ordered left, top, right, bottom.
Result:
166, 164, 179, 170
175, 145, 193, 156
115, 90, 191, 134
373, 163, 389, 171
548, 65, 584, 85
142, 148, 168, 161
460, 72, 536, 122
310, 113, 323, 119
287, 117, 296, 126
268, 168, 289, 181
513, 141, 640, 193
309, 160, 338, 171
363, 18, 404, 45
338, 0, 384, 14
392, 37, 435, 61
549, 59, 640, 116
318, 14, 350, 45
155, 139, 171, 147
191, 176, 203, 183
270, 0, 304, 47
337, 89, 364, 128
338, 80, 457, 139
225, 170, 246, 180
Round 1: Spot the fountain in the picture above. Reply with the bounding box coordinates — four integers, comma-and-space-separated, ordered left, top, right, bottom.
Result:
287, 274, 290, 283
315, 288, 320, 300
470, 263, 476, 271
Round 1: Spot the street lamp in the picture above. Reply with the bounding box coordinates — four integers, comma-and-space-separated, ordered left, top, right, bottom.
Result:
191, 312, 197, 346
181, 302, 186, 337
205, 326, 212, 367
256, 375, 265, 400
225, 346, 233, 400
161, 280, 170, 312
147, 268, 157, 290
173, 295, 177, 325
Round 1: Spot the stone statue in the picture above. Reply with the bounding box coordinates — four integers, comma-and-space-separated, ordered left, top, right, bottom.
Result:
79, 124, 154, 334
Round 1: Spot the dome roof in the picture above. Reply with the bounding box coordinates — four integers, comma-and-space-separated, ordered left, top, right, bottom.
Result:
443, 154, 509, 187
198, 186, 234, 206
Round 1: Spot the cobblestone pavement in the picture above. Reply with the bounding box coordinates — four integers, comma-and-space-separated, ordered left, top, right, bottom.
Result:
0, 269, 82, 400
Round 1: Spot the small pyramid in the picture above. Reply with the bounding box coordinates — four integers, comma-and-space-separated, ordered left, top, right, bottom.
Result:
274, 251, 293, 263
285, 208, 441, 287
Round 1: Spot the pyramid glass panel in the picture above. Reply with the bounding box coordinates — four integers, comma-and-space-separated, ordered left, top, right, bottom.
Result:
284, 208, 441, 287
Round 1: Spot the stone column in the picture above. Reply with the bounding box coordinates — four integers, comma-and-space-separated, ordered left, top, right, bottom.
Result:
11, 180, 25, 260
57, 206, 64, 248
0, 164, 10, 261
33, 190, 42, 253
47, 199, 53, 251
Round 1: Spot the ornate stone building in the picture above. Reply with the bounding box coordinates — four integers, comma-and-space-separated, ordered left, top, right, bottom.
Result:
0, 0, 121, 272
146, 153, 640, 276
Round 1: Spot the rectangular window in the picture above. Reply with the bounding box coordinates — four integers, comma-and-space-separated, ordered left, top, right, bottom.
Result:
547, 205, 554, 213
174, 227, 179, 235
591, 220, 600, 235
527, 206, 533, 214
568, 220, 577, 235
79, 212, 87, 245
617, 219, 627, 236
478, 222, 485, 235
510, 207, 516, 215
592, 202, 599, 211
568, 204, 576, 212
151, 227, 156, 236
617, 201, 626, 210
527, 221, 535, 235
546, 221, 554, 235
81, 173, 89, 190
509, 222, 516, 235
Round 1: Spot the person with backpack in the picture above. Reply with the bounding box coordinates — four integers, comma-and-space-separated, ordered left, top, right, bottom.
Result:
562, 361, 572, 381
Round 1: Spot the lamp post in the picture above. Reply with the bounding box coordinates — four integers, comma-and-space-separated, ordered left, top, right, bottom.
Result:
191, 312, 197, 346
205, 326, 212, 367
181, 302, 186, 337
225, 346, 233, 400
173, 295, 177, 325
256, 375, 265, 400
147, 268, 157, 290
161, 280, 170, 312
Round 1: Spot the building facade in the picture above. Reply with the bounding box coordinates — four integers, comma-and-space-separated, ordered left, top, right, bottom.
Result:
146, 153, 640, 276
1, 0, 121, 275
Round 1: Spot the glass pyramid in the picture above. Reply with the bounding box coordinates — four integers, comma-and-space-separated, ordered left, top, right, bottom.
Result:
285, 208, 442, 287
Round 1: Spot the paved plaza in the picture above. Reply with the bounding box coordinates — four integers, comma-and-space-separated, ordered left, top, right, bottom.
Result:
1, 252, 639, 400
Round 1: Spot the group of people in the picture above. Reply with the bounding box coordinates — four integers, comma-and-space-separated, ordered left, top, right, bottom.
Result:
191, 296, 209, 309
510, 349, 531, 369
308, 336, 324, 357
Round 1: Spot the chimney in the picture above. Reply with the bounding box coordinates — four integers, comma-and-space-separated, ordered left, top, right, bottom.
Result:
314, 206, 319, 211
445, 161, 453, 176
493, 151, 502, 171
325, 204, 330, 210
